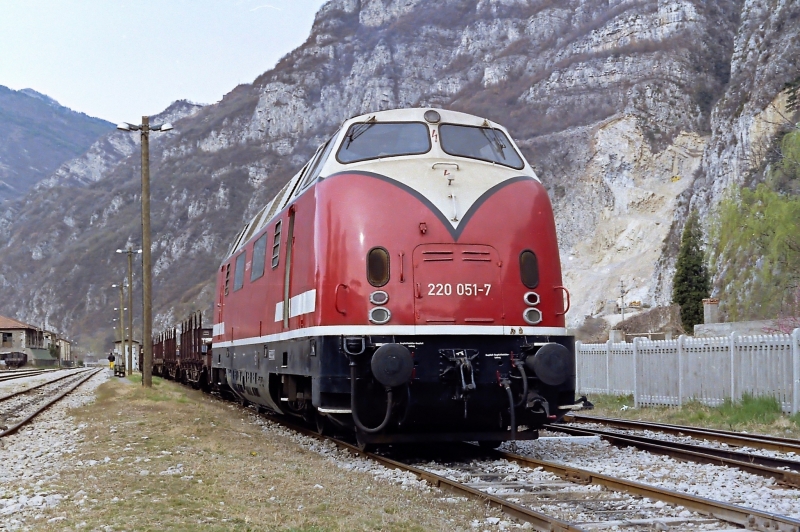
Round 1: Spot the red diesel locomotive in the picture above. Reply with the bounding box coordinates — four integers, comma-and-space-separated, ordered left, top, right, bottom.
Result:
208, 108, 576, 446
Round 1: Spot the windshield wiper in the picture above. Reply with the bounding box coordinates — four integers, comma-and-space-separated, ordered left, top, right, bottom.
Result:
480, 127, 507, 161
345, 116, 377, 148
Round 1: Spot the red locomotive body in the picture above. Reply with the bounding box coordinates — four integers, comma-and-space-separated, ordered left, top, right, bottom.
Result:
207, 108, 576, 445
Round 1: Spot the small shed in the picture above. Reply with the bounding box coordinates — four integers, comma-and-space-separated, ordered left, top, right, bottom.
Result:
113, 339, 141, 371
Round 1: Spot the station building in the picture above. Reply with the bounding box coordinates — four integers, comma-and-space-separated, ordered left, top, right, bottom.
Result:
0, 315, 70, 367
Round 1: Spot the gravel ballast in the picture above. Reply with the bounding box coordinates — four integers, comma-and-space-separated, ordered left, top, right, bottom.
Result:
505, 434, 800, 518
0, 370, 109, 530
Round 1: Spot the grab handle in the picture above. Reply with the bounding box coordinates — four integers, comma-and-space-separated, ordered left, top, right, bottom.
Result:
554, 286, 571, 316
335, 284, 348, 315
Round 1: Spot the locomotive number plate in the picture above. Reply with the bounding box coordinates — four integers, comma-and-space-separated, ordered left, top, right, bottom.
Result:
427, 283, 491, 296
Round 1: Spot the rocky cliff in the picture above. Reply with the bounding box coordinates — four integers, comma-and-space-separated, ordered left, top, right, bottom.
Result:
0, 86, 113, 204
1, 0, 797, 352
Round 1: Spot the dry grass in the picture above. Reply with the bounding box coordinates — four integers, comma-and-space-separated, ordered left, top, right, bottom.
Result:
33, 377, 505, 531
587, 393, 800, 438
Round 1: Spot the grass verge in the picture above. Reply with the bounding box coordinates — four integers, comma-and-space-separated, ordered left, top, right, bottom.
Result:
586, 392, 800, 437
30, 377, 505, 531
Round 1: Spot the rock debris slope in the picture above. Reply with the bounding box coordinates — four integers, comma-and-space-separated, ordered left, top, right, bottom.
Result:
0, 0, 798, 349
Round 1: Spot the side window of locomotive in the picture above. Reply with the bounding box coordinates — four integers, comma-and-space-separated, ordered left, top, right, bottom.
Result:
271, 220, 282, 269
367, 247, 390, 287
279, 168, 307, 211
251, 233, 268, 282
301, 133, 338, 189
519, 250, 539, 289
224, 263, 231, 296
439, 124, 525, 170
233, 252, 246, 292
336, 122, 431, 164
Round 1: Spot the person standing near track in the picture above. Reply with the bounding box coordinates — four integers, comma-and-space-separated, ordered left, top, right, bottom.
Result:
107, 352, 115, 371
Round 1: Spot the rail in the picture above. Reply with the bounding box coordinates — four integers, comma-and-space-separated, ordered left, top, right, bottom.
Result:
567, 414, 800, 453
0, 369, 50, 383
0, 368, 90, 403
548, 424, 800, 487
0, 369, 102, 438
488, 446, 800, 532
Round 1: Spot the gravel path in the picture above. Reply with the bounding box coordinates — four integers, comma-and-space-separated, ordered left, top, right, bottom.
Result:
0, 370, 109, 530
505, 433, 800, 518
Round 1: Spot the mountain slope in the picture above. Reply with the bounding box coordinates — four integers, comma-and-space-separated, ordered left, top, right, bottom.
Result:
0, 86, 113, 203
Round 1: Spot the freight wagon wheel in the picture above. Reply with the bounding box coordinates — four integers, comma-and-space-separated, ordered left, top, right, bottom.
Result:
315, 412, 331, 436
355, 431, 376, 453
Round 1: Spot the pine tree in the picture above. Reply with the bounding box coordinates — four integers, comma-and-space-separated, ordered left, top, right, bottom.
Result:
673, 211, 710, 333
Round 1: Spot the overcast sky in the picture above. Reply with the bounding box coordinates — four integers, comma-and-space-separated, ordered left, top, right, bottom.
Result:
0, 0, 327, 122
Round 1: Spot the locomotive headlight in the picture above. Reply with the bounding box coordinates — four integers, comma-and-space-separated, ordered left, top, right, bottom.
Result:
523, 291, 540, 306
523, 307, 543, 325
369, 307, 391, 324
369, 291, 389, 305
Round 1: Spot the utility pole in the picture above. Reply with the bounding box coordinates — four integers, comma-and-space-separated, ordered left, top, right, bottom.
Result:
141, 116, 153, 388
127, 249, 134, 375
116, 284, 124, 366
116, 116, 172, 388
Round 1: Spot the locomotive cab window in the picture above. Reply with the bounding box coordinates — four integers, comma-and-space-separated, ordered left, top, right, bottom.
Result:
367, 247, 390, 287
336, 122, 431, 164
440, 124, 525, 169
233, 252, 246, 292
519, 250, 539, 289
251, 233, 268, 282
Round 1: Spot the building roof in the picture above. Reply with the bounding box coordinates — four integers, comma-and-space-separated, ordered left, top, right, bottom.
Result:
0, 315, 37, 330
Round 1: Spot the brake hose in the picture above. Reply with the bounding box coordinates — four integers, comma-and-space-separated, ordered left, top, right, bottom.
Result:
350, 363, 393, 434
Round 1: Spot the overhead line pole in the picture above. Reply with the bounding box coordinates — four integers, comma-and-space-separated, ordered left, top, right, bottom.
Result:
141, 116, 153, 388
116, 116, 172, 388
127, 249, 134, 375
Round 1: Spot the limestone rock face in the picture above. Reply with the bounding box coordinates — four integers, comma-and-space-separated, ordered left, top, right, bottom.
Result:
0, 0, 798, 348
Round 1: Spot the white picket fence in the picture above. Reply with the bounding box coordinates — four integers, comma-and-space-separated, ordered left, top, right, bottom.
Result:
576, 328, 800, 414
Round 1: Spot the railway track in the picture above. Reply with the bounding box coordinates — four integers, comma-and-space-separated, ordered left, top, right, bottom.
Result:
548, 424, 800, 488
0, 368, 51, 383
260, 412, 800, 532
566, 414, 800, 454
0, 368, 101, 438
